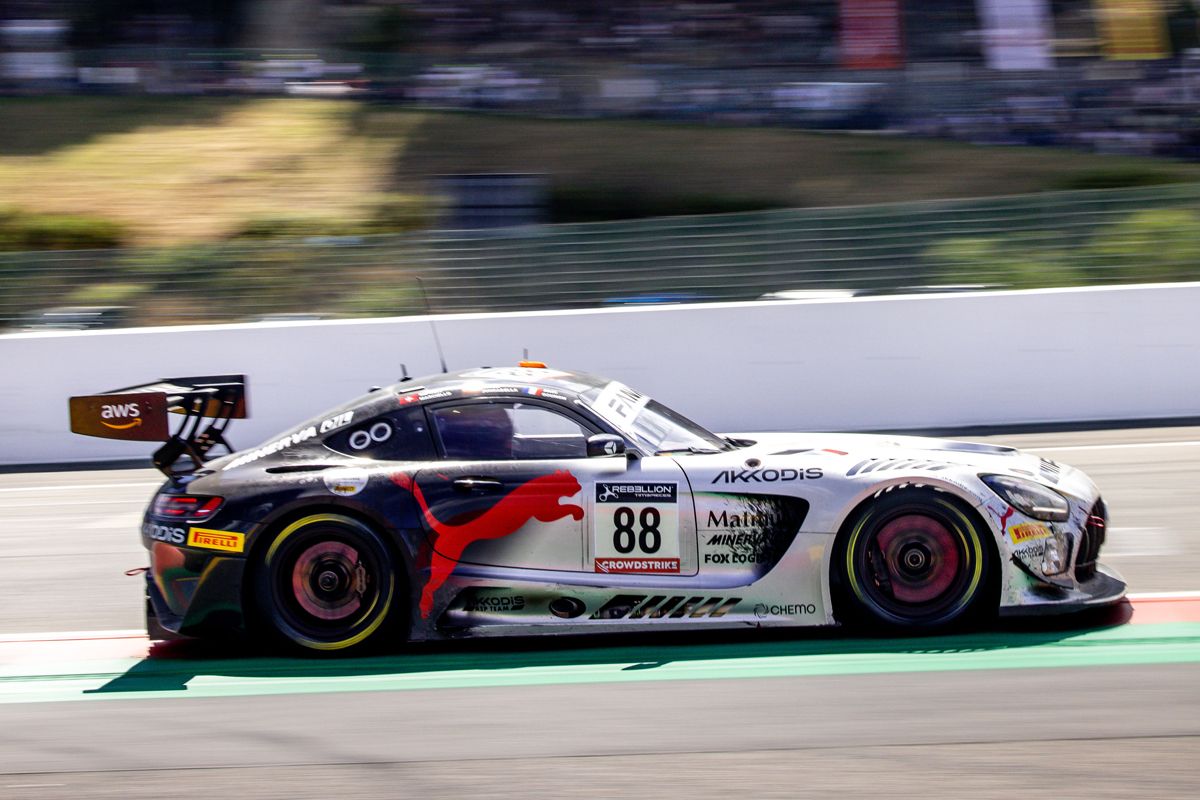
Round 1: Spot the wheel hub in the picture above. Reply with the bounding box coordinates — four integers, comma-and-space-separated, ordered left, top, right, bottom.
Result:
291, 541, 364, 621
898, 543, 932, 577
873, 514, 960, 605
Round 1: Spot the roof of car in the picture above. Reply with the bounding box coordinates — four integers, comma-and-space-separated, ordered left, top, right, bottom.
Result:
394, 365, 608, 398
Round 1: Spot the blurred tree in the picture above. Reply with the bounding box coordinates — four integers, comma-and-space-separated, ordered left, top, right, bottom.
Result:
339, 3, 420, 52
68, 0, 247, 48
1089, 208, 1200, 282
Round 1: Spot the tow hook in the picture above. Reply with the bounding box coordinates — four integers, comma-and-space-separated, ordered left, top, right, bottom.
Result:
124, 567, 149, 577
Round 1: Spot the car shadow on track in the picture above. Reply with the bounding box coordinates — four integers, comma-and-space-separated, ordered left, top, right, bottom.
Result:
85, 602, 1135, 696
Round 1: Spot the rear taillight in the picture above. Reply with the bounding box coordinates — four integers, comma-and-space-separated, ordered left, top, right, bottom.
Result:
152, 494, 223, 520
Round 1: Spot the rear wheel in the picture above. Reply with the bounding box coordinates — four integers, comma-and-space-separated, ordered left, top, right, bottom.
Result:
836, 489, 993, 630
254, 514, 401, 654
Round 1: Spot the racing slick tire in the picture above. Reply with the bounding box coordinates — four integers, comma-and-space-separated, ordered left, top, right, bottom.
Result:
834, 488, 995, 631
253, 513, 402, 655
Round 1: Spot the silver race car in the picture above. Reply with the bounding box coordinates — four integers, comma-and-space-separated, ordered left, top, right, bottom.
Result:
69, 365, 1125, 653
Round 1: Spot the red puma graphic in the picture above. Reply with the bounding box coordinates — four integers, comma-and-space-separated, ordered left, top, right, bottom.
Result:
392, 471, 584, 617
987, 503, 1015, 533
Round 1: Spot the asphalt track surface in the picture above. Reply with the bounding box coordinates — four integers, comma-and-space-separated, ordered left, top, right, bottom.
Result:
1, 426, 1198, 798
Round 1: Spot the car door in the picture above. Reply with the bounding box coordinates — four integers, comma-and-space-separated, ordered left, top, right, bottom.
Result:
411, 398, 698, 577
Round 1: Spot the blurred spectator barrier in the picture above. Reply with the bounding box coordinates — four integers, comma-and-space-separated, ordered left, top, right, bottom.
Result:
3, 281, 1199, 465
5, 182, 1200, 330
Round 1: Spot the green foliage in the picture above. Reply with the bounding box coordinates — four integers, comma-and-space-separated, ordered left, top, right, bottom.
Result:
367, 193, 438, 234
65, 281, 150, 305
340, 5, 420, 52
230, 216, 367, 241
923, 234, 1086, 289
548, 187, 774, 223
0, 208, 126, 250
335, 284, 421, 317
229, 195, 433, 241
923, 207, 1200, 288
1088, 209, 1200, 282
1051, 168, 1189, 192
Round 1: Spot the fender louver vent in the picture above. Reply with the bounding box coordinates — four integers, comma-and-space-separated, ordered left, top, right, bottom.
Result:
591, 595, 741, 620
1076, 498, 1106, 582
1039, 458, 1062, 484
847, 458, 949, 477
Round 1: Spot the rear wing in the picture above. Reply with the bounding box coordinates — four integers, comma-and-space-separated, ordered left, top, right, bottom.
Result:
69, 375, 247, 476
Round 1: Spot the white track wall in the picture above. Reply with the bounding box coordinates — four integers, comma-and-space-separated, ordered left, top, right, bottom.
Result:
2, 283, 1199, 466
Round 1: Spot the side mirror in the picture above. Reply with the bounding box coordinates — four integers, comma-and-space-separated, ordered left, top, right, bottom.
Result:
586, 434, 626, 458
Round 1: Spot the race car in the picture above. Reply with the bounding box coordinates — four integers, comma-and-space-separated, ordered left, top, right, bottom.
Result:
68, 365, 1125, 653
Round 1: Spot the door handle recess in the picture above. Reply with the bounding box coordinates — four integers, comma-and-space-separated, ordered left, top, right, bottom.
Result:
453, 477, 503, 491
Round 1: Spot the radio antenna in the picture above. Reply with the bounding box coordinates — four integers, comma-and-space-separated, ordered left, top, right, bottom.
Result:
415, 276, 448, 373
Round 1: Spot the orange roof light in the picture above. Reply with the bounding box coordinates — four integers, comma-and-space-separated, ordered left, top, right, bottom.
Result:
518, 360, 547, 368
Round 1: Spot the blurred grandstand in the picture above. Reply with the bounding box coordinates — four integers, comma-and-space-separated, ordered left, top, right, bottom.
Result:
3, 2, 1200, 329
2, 2, 1199, 156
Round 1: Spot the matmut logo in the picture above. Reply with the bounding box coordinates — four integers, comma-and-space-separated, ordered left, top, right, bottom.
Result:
100, 402, 142, 430
187, 528, 245, 553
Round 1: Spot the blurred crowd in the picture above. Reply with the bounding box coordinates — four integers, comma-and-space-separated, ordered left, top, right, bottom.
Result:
2, 1, 1200, 157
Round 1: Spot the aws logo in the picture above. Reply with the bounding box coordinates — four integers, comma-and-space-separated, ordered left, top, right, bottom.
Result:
100, 402, 142, 430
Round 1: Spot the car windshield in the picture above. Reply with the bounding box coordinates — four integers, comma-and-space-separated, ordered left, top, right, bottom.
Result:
580, 382, 733, 455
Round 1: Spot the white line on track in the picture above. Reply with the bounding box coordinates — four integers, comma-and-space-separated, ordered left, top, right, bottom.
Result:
0, 629, 144, 642
0, 500, 150, 509
0, 482, 160, 493
1127, 591, 1200, 600
1032, 441, 1200, 452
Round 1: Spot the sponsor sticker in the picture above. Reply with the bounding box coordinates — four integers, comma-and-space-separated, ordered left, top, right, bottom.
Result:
589, 381, 650, 428
595, 557, 681, 574
711, 467, 822, 484
703, 531, 773, 565
187, 528, 246, 553
461, 367, 570, 380
144, 523, 186, 545
319, 411, 353, 433
224, 425, 319, 470
399, 389, 454, 405
462, 595, 527, 612
69, 392, 170, 442
593, 482, 680, 574
753, 602, 817, 618
596, 482, 677, 503
1010, 522, 1052, 544
323, 468, 368, 497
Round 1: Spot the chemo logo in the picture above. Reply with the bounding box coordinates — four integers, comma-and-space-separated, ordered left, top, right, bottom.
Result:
393, 471, 584, 617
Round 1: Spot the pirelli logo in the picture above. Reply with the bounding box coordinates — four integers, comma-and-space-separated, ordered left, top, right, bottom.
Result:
1010, 523, 1051, 544
187, 528, 245, 553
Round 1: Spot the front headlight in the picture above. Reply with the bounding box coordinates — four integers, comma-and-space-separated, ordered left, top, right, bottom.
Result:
980, 474, 1070, 522
1041, 537, 1068, 576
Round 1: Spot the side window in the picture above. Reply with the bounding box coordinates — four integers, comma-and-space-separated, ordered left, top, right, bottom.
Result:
430, 402, 593, 460
325, 406, 436, 460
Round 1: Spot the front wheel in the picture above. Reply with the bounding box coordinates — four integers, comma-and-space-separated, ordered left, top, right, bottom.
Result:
835, 489, 993, 631
254, 514, 401, 654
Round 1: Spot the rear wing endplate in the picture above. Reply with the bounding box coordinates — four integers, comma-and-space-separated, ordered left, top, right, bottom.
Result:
69, 375, 247, 476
